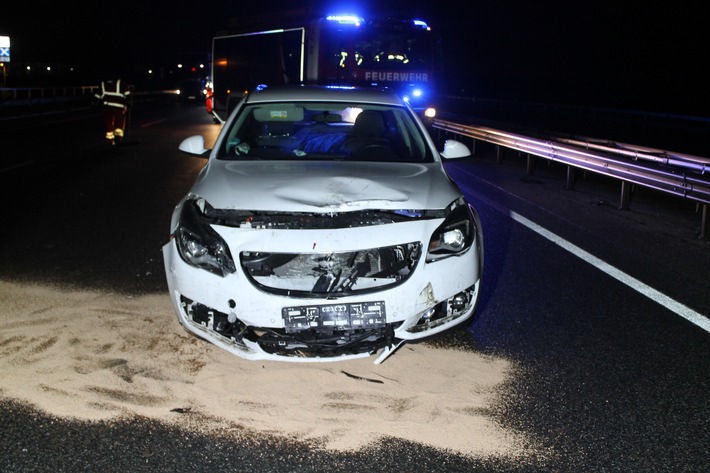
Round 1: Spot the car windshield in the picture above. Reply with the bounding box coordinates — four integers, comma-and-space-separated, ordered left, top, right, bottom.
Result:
217, 102, 433, 162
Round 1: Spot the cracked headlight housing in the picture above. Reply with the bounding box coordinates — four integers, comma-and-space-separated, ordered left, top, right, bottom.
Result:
174, 197, 236, 276
426, 198, 475, 262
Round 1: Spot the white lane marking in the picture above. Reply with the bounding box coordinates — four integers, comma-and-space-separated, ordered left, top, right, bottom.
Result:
450, 162, 710, 333
511, 209, 710, 333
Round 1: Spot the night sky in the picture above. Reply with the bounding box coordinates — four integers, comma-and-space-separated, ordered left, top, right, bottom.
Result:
2, 1, 708, 115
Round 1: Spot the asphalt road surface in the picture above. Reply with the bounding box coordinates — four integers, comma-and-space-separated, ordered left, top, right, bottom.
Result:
1, 101, 708, 472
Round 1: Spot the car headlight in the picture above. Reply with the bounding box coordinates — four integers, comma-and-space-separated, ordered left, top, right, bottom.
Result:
174, 197, 236, 276
426, 198, 475, 262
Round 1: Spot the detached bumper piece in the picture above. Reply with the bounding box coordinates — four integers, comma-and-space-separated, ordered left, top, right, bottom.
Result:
179, 295, 398, 359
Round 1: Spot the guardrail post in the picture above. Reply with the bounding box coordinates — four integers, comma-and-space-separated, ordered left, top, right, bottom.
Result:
526, 154, 535, 175
701, 204, 709, 240
619, 181, 632, 210
565, 165, 576, 190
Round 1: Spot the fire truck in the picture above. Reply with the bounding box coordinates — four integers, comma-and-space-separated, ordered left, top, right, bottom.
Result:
209, 10, 441, 122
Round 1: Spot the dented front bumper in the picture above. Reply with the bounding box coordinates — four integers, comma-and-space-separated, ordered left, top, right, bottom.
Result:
162, 217, 482, 364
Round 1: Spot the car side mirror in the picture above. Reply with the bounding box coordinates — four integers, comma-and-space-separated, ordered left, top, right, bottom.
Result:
179, 135, 210, 157
440, 140, 471, 159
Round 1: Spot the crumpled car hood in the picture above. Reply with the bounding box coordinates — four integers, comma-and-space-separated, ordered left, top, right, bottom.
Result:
190, 160, 461, 212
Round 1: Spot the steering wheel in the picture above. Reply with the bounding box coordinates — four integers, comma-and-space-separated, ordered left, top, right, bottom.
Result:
356, 143, 394, 158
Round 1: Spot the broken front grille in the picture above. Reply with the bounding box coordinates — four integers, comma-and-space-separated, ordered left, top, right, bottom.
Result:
240, 242, 422, 297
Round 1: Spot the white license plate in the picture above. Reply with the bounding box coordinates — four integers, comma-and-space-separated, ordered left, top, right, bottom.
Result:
282, 301, 386, 332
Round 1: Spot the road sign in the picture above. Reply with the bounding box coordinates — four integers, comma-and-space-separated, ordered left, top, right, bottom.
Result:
0, 36, 10, 62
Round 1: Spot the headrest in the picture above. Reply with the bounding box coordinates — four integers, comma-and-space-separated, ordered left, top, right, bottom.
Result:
353, 110, 385, 136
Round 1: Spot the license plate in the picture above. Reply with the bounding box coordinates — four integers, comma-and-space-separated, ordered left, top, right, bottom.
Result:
282, 301, 386, 332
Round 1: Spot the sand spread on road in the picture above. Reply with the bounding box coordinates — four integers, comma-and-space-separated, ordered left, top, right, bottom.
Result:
0, 279, 528, 458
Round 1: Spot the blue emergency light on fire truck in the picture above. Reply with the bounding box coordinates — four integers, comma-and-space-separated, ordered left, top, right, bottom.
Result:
210, 13, 439, 122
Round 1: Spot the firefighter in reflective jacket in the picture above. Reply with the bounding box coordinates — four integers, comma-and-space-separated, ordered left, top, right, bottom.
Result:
205, 82, 214, 114
95, 77, 131, 144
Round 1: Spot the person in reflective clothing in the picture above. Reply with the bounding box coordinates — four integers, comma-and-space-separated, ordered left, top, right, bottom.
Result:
95, 77, 132, 144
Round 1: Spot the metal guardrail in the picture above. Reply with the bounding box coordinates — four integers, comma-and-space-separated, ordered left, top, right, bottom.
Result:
0, 85, 99, 100
0, 86, 186, 122
433, 118, 710, 238
438, 94, 710, 158
0, 85, 176, 104
0, 86, 99, 121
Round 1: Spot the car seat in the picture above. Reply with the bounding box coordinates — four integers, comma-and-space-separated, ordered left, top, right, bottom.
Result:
345, 110, 395, 159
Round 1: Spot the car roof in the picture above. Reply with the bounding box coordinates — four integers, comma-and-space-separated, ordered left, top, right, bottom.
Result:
243, 85, 406, 106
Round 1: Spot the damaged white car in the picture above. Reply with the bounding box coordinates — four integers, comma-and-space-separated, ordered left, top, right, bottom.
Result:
163, 86, 483, 364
